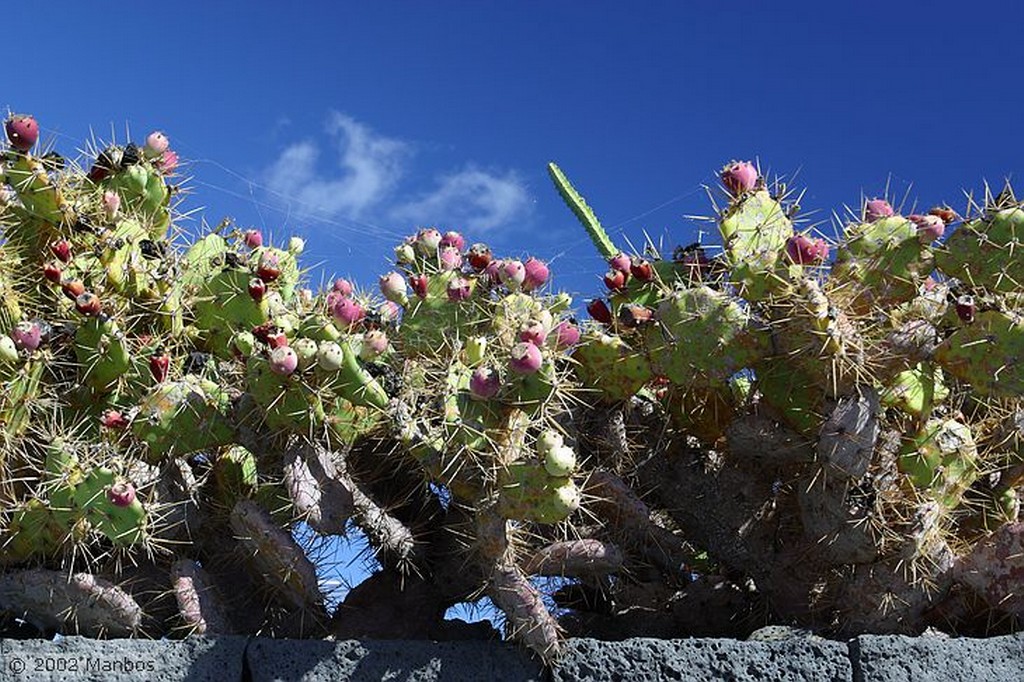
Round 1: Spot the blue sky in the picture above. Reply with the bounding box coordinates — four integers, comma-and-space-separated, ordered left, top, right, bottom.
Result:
7, 1, 1023, 304
7, 1, 1024, 612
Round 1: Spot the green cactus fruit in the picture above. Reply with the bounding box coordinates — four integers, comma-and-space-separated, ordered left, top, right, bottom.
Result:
898, 418, 979, 509
498, 462, 580, 524
831, 215, 933, 311
935, 204, 1022, 293
718, 189, 793, 300
879, 363, 948, 418
214, 445, 259, 504
934, 309, 1024, 397
74, 317, 132, 393
132, 375, 236, 460
646, 285, 765, 388
573, 330, 652, 402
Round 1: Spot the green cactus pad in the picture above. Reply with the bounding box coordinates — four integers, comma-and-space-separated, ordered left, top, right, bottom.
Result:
74, 318, 132, 393
193, 268, 270, 358
132, 375, 236, 460
934, 309, 1024, 397
718, 189, 793, 300
879, 363, 948, 419
898, 418, 978, 509
831, 216, 933, 310
573, 331, 652, 402
935, 205, 1023, 293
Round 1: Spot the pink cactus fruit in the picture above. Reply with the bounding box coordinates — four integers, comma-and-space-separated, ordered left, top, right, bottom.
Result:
106, 482, 136, 507
5, 114, 39, 152
379, 271, 408, 303
416, 228, 442, 255
500, 260, 526, 290
864, 198, 894, 222
447, 276, 472, 302
11, 321, 42, 352
439, 230, 465, 251
785, 234, 830, 265
409, 274, 429, 298
144, 131, 170, 158
102, 191, 121, 220
483, 258, 504, 283
332, 297, 366, 327
157, 149, 179, 175
269, 346, 299, 376
469, 367, 501, 400
439, 246, 463, 271
332, 278, 353, 296
100, 409, 128, 430
379, 300, 401, 322
519, 320, 549, 346
522, 257, 549, 292
720, 161, 758, 195
553, 320, 581, 349
509, 342, 543, 374
256, 251, 282, 282
908, 214, 945, 242
243, 229, 264, 249
360, 330, 389, 360
607, 252, 631, 274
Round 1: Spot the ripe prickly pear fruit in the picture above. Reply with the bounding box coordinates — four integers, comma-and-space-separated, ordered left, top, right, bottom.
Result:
360, 330, 388, 361
440, 230, 465, 251
332, 278, 353, 296
157, 149, 179, 174
394, 241, 416, 264
630, 257, 654, 282
100, 409, 128, 429
439, 246, 462, 270
519, 320, 548, 346
619, 303, 654, 328
248, 277, 266, 302
379, 300, 401, 322
50, 239, 72, 263
102, 191, 120, 220
553, 320, 581, 349
266, 331, 289, 349
603, 269, 628, 291
536, 429, 564, 455
0, 336, 18, 363
5, 114, 38, 151
43, 262, 62, 283
256, 251, 282, 282
150, 352, 171, 382
331, 297, 365, 327
500, 260, 526, 290
11, 321, 41, 352
468, 243, 493, 270
785, 234, 830, 265
379, 272, 407, 304
587, 299, 612, 324
864, 198, 894, 222
955, 295, 975, 323
908, 214, 945, 242
269, 346, 298, 376
544, 444, 577, 477
510, 342, 543, 374
75, 292, 102, 316
416, 227, 442, 254
316, 341, 345, 371
929, 206, 958, 224
469, 366, 500, 400
291, 338, 319, 370
106, 482, 136, 507
607, 252, 631, 274
409, 274, 428, 298
243, 229, 263, 249
144, 131, 169, 158
721, 161, 758, 195
62, 278, 85, 300
447, 276, 472, 302
523, 257, 549, 292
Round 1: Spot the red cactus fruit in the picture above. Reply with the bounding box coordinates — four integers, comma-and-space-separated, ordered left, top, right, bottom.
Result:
61, 279, 86, 300
607, 253, 631, 274
467, 243, 493, 270
720, 161, 758, 195
409, 274, 429, 298
509, 342, 543, 374
100, 410, 128, 430
523, 257, 549, 292
469, 366, 501, 400
439, 231, 465, 251
5, 115, 39, 152
865, 198, 895, 222
447, 276, 472, 302
603, 269, 628, 291
243, 229, 264, 249
248, 277, 266, 302
519, 320, 549, 346
11, 321, 41, 352
106, 482, 136, 507
266, 331, 289, 349
619, 304, 654, 328
43, 262, 62, 284
630, 258, 654, 282
908, 214, 945, 242
50, 240, 72, 264
269, 346, 299, 376
929, 206, 958, 225
785, 234, 830, 265
955, 295, 976, 323
75, 292, 102, 316
256, 252, 282, 282
587, 299, 612, 324
150, 352, 171, 382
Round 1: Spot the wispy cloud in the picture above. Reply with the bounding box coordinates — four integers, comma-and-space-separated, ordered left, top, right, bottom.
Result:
263, 112, 530, 232
263, 111, 409, 218
391, 167, 531, 233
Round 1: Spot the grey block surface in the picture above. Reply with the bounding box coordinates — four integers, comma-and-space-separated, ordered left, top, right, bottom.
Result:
855, 633, 1024, 682
551, 637, 853, 682
0, 635, 247, 682
246, 638, 544, 682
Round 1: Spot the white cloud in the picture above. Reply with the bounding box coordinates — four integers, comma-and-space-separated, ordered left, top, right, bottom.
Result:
263, 111, 408, 218
391, 167, 531, 233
